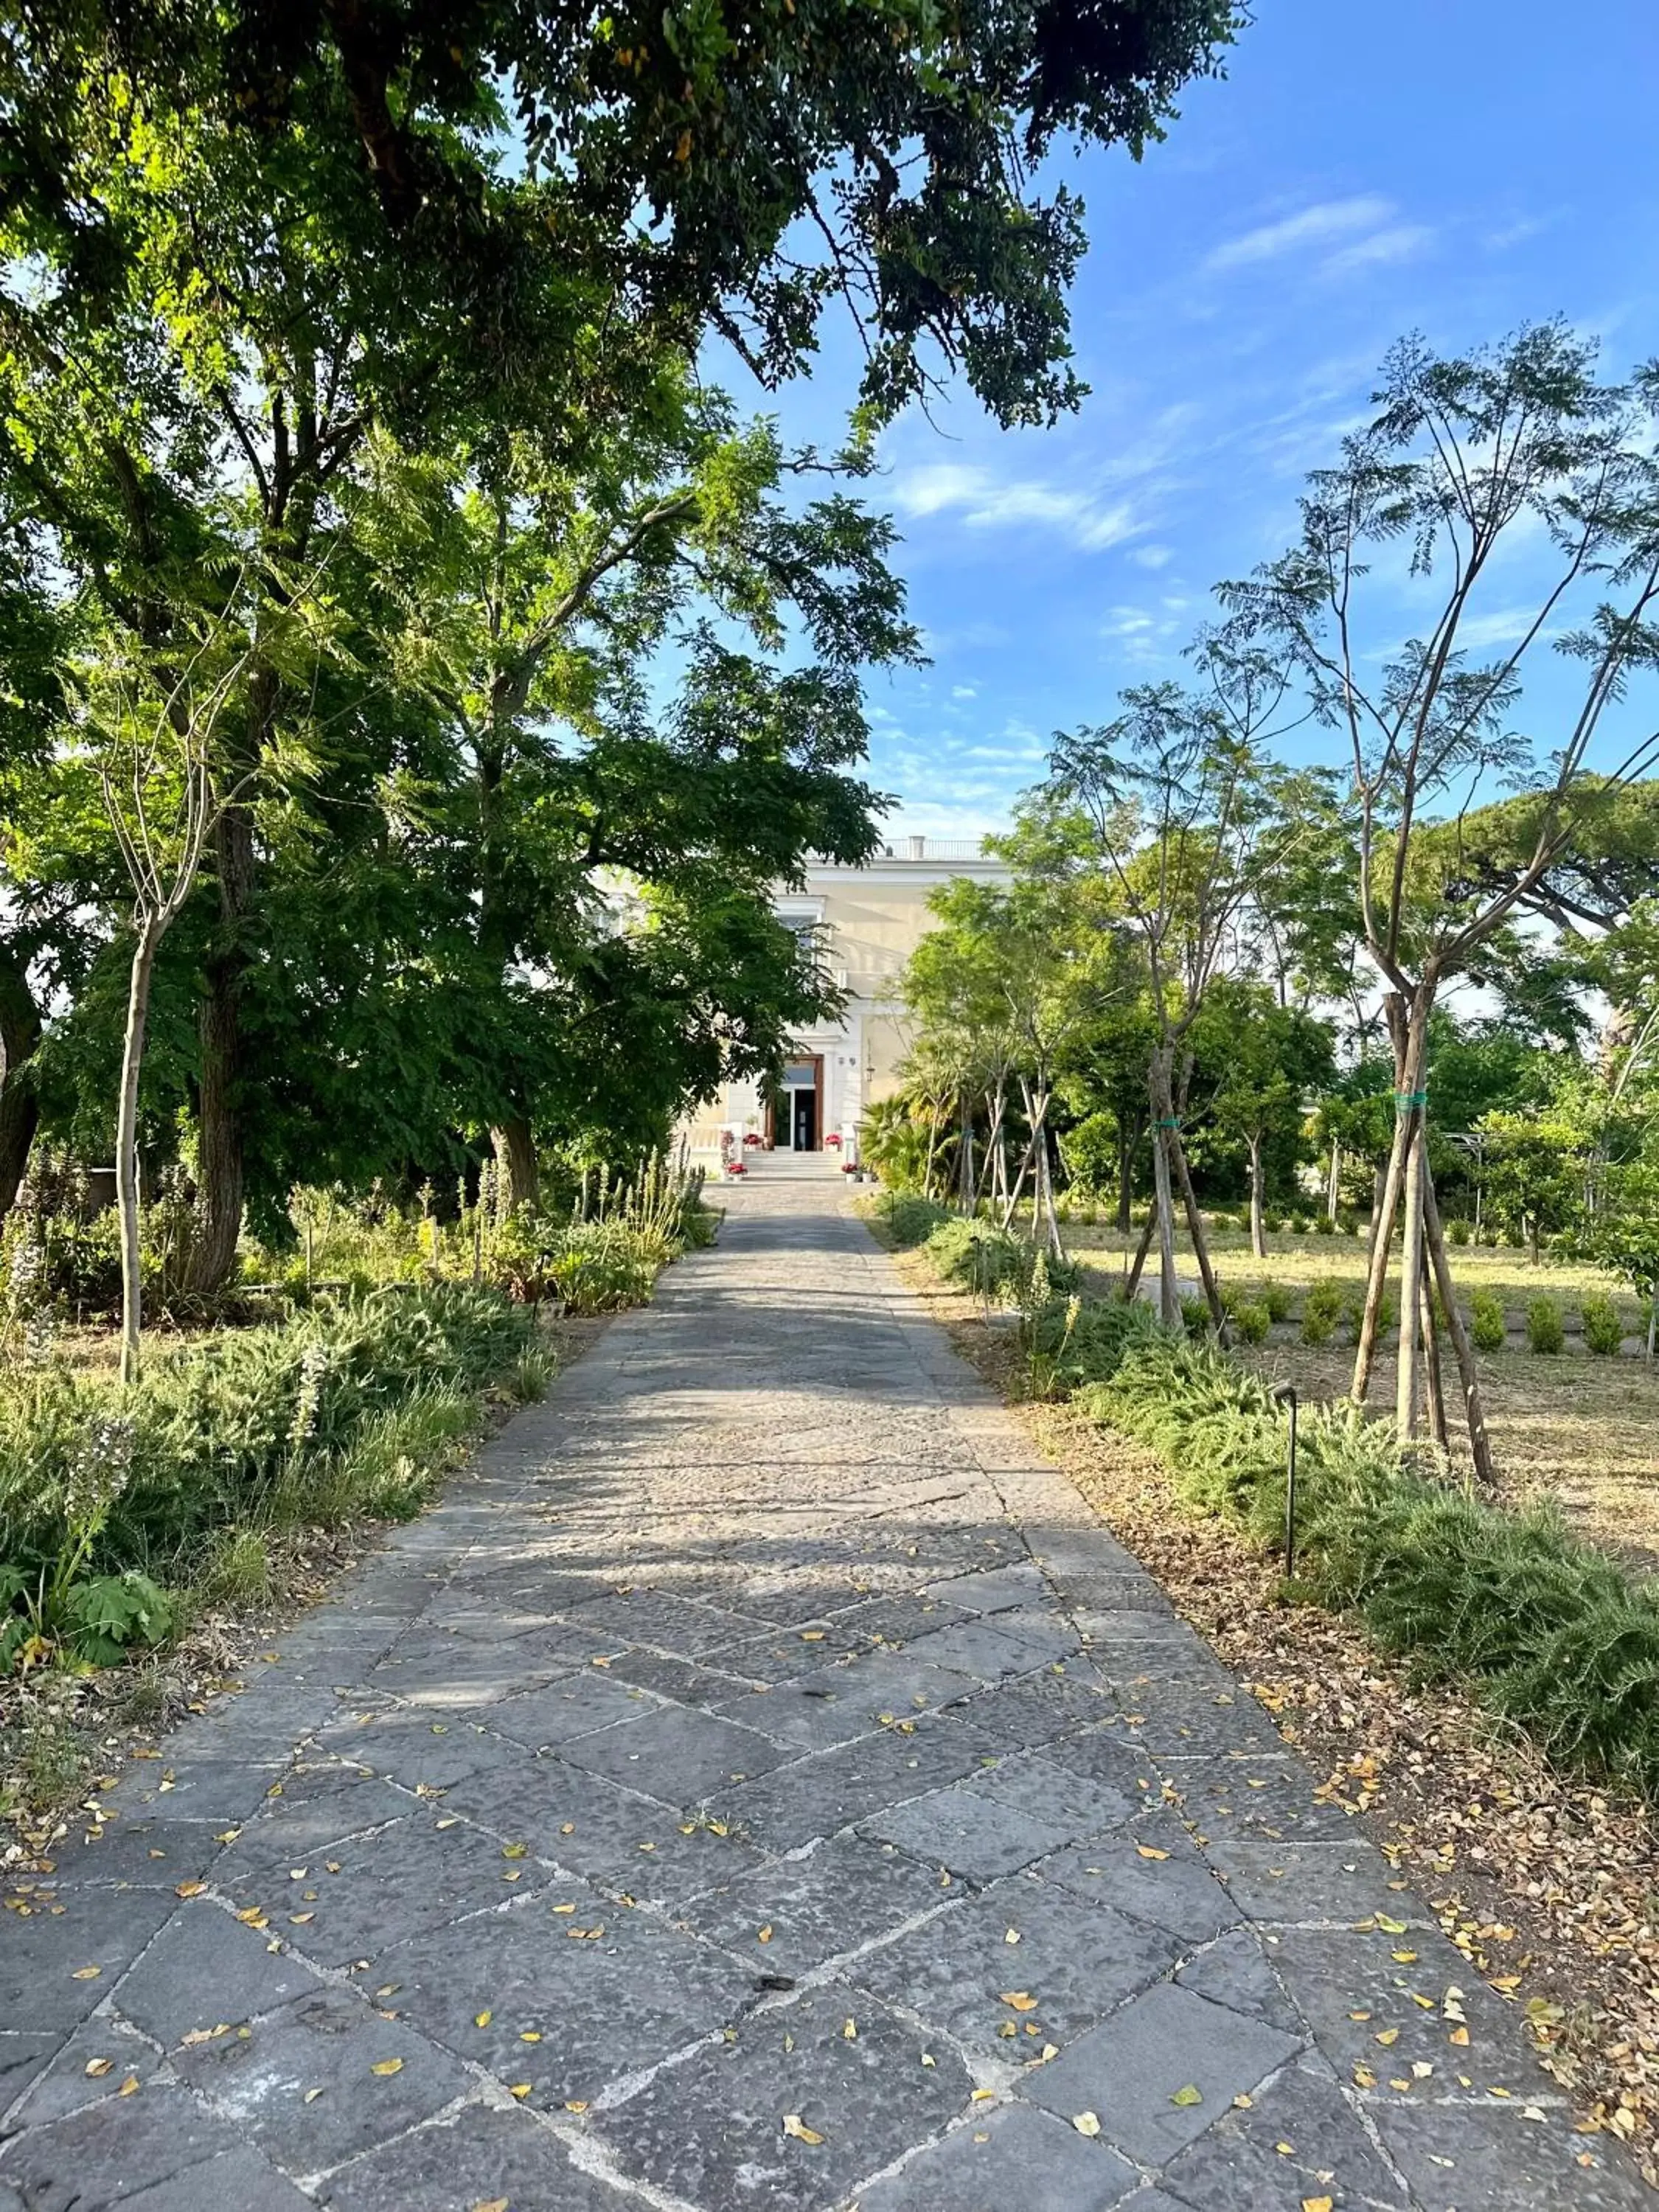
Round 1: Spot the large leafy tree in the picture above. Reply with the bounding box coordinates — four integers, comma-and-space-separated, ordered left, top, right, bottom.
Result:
4, 0, 1244, 429
0, 0, 1242, 1270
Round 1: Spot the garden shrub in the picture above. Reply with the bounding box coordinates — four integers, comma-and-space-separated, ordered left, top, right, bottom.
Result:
1231, 1301, 1270, 1345
1526, 1295, 1564, 1354
925, 1218, 1079, 1303
0, 1287, 533, 1593
1085, 1335, 1659, 1799
1301, 1279, 1345, 1346
1342, 1284, 1396, 1343
1259, 1279, 1293, 1324
1581, 1294, 1624, 1357
1448, 1217, 1471, 1247
875, 1193, 950, 1248
1470, 1289, 1506, 1352
1313, 1214, 1335, 1236
1021, 1293, 1160, 1391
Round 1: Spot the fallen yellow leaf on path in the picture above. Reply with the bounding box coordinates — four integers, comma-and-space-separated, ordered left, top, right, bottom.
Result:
1136, 1845, 1169, 1861
1072, 2112, 1101, 2137
999, 1992, 1039, 2012
782, 2114, 825, 2144
369, 2058, 403, 2077
1170, 2084, 1203, 2108
118, 2076, 139, 2097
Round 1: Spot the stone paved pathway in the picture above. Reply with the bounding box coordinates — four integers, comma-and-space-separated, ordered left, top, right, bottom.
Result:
1, 1164, 1647, 2211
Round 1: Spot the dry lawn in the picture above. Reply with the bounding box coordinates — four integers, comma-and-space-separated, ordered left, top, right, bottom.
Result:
1067, 1222, 1659, 1568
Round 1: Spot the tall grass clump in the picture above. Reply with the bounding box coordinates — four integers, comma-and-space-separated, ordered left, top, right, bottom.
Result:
872, 1192, 951, 1248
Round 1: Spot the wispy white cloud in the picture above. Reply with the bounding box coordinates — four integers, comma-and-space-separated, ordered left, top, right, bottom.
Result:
1098, 599, 1192, 667
1322, 223, 1433, 276
1447, 605, 1546, 651
1485, 215, 1550, 252
950, 684, 978, 700
890, 461, 1144, 552
1129, 543, 1175, 570
1203, 195, 1430, 284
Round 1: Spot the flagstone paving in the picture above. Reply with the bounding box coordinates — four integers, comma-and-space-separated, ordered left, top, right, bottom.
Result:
1, 1160, 1646, 2211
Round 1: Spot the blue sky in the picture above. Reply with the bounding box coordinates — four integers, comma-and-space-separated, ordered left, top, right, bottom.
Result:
728, 0, 1659, 841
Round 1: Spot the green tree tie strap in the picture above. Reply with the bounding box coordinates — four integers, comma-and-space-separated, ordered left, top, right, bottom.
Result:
1394, 1091, 1428, 1112
1155, 1116, 1183, 1130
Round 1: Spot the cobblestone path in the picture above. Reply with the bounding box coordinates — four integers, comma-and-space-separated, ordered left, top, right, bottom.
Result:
1, 1164, 1646, 2210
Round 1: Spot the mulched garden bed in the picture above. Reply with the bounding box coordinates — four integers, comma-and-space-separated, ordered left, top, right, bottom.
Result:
896, 1251, 1659, 2188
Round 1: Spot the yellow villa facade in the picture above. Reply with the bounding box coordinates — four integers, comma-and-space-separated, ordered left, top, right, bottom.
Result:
679, 833, 1010, 1161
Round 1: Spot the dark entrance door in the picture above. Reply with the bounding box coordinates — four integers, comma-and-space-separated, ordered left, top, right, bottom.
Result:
791, 1088, 817, 1151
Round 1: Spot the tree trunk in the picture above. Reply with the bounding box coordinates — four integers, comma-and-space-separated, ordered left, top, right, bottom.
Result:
1326, 1140, 1341, 1223
1171, 1127, 1228, 1335
1366, 1158, 1387, 1259
922, 1099, 947, 1200
1116, 1119, 1136, 1236
1032, 1088, 1063, 1259
1354, 993, 1428, 1405
1420, 1248, 1449, 1453
1001, 1133, 1032, 1231
189, 799, 257, 1292
116, 928, 162, 1388
492, 1118, 539, 1210
1124, 1206, 1157, 1300
1396, 1116, 1426, 1439
1421, 1158, 1498, 1485
984, 1080, 1007, 1217
0, 947, 42, 1225
956, 1089, 976, 1213
1248, 1133, 1267, 1259
1149, 1051, 1180, 1328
